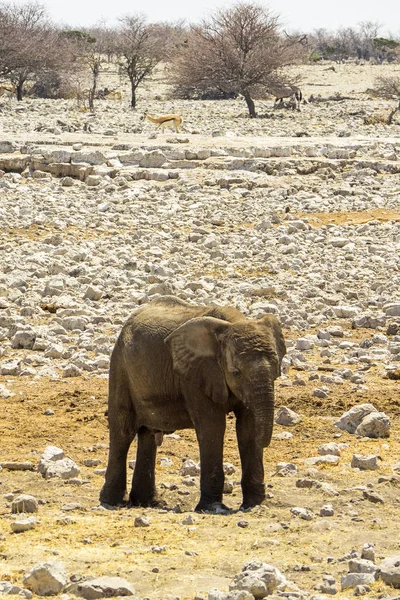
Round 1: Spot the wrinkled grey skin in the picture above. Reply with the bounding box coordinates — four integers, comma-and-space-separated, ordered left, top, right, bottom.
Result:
100, 296, 286, 512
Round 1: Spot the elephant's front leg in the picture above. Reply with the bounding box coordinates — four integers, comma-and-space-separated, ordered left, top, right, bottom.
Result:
129, 427, 158, 507
194, 412, 227, 512
235, 408, 266, 509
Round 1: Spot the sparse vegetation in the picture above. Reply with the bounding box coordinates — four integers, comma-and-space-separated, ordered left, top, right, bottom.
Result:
372, 75, 400, 124
172, 2, 306, 118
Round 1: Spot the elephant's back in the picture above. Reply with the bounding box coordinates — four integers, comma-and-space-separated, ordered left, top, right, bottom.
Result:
121, 301, 205, 343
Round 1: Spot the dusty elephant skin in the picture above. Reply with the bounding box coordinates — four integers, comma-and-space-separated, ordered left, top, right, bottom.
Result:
100, 295, 286, 512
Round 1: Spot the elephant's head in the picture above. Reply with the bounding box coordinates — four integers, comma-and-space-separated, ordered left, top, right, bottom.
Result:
165, 314, 286, 448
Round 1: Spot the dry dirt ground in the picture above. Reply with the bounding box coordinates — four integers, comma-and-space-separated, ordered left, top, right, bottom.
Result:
1, 62, 400, 599
1, 374, 400, 599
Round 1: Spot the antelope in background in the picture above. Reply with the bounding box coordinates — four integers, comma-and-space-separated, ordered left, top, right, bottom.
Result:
0, 83, 16, 102
145, 112, 183, 133
270, 84, 303, 111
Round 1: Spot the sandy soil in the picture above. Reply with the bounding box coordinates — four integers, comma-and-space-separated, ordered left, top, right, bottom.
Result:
1, 373, 400, 599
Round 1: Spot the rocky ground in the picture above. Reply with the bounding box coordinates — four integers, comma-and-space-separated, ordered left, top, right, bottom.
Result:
0, 62, 400, 600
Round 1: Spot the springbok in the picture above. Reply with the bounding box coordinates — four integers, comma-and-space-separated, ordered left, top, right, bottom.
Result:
97, 87, 123, 101
105, 89, 122, 101
270, 85, 302, 111
145, 112, 183, 133
0, 83, 16, 101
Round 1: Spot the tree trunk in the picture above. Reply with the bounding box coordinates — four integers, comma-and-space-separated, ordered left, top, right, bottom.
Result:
130, 82, 136, 109
89, 65, 99, 112
16, 80, 23, 101
243, 91, 256, 118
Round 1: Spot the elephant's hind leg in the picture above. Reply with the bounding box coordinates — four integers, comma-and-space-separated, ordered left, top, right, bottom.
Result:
100, 369, 137, 506
129, 427, 158, 507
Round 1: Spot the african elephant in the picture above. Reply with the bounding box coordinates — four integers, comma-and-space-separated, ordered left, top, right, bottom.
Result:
100, 295, 286, 512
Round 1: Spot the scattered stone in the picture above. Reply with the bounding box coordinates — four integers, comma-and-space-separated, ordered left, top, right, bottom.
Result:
379, 554, 400, 588
355, 411, 390, 438
312, 388, 329, 399
353, 584, 371, 595
71, 576, 136, 598
134, 516, 150, 527
275, 407, 301, 426
180, 459, 200, 476
0, 582, 32, 597
237, 520, 249, 528
320, 504, 334, 517
318, 443, 341, 456
362, 490, 384, 504
348, 559, 377, 574
44, 459, 80, 480
290, 507, 315, 521
229, 560, 287, 598
296, 479, 338, 496
12, 494, 38, 514
38, 445, 79, 480
274, 463, 298, 477
340, 573, 375, 590
335, 404, 377, 434
351, 454, 380, 471
23, 561, 68, 596
361, 543, 375, 562
304, 455, 339, 467
272, 431, 293, 440
182, 515, 195, 525
0, 462, 34, 471
11, 516, 37, 533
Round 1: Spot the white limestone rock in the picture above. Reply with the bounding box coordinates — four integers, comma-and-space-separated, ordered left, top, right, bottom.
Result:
229, 560, 287, 598
341, 573, 375, 590
11, 516, 37, 533
44, 458, 80, 480
23, 561, 68, 596
275, 406, 301, 426
318, 443, 341, 456
351, 454, 380, 470
38, 446, 65, 473
335, 404, 377, 434
355, 411, 390, 438
12, 494, 38, 514
304, 455, 339, 467
180, 459, 200, 476
379, 554, 400, 588
71, 576, 136, 598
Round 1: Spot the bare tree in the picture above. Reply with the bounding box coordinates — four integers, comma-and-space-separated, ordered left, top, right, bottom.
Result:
0, 1, 62, 100
116, 14, 164, 109
172, 2, 305, 117
373, 76, 400, 124
61, 29, 104, 111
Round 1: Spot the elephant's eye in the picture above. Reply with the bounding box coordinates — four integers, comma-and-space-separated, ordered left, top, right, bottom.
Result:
232, 368, 242, 378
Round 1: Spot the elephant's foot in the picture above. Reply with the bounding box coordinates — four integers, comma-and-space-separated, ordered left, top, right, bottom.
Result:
240, 495, 266, 511
195, 501, 231, 514
99, 483, 125, 507
240, 483, 266, 510
128, 490, 158, 508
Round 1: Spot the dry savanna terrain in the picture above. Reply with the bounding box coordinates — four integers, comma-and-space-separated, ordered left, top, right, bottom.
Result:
0, 61, 400, 600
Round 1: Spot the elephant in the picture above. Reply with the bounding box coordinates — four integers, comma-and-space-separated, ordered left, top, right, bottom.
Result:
100, 295, 286, 512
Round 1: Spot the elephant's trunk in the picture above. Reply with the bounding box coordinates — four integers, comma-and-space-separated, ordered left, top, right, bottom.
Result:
250, 384, 275, 448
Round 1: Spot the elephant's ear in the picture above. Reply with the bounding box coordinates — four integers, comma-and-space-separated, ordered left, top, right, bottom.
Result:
260, 314, 286, 378
165, 317, 230, 404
